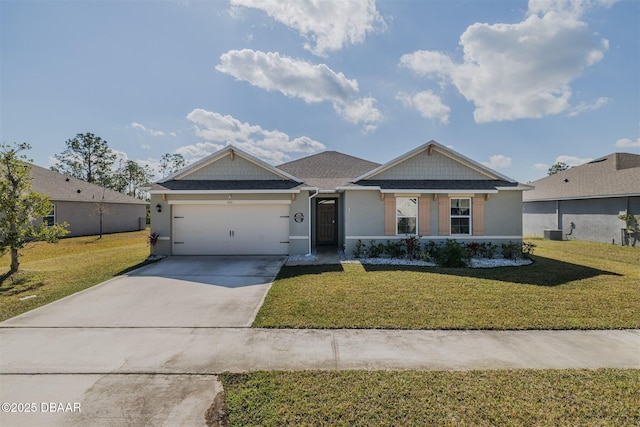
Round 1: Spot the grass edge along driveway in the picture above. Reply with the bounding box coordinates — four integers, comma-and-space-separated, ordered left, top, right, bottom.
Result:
0, 230, 150, 322
254, 238, 640, 330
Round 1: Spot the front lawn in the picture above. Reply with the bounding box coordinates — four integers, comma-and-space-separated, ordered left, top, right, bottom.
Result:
218, 369, 640, 426
0, 230, 150, 321
254, 238, 640, 329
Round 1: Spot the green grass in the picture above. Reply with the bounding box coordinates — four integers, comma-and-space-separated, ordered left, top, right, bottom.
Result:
254, 238, 640, 329
0, 230, 150, 321
218, 369, 640, 427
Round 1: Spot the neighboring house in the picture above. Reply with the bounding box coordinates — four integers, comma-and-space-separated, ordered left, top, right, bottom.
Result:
29, 164, 148, 237
148, 141, 531, 256
522, 153, 640, 245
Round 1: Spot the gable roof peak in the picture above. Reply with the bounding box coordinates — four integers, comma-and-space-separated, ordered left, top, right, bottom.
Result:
353, 140, 516, 183
157, 144, 302, 183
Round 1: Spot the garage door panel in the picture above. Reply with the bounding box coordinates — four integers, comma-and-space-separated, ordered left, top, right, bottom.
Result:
172, 204, 289, 255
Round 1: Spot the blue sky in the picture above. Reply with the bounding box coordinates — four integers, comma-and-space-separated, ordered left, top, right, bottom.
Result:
1, 0, 638, 183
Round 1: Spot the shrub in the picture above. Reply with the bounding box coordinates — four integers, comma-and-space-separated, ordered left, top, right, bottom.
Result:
465, 241, 481, 257
384, 240, 405, 258
404, 236, 420, 260
434, 239, 470, 267
423, 240, 440, 258
479, 242, 497, 259
353, 240, 366, 258
522, 241, 536, 258
367, 240, 385, 258
501, 241, 521, 260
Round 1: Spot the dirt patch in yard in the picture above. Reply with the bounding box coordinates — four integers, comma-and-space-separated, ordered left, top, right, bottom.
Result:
205, 388, 227, 427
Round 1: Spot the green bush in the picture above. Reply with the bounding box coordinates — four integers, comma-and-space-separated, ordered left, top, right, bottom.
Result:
353, 240, 366, 258
501, 241, 521, 260
367, 240, 385, 258
384, 240, 405, 258
434, 239, 470, 267
479, 242, 497, 259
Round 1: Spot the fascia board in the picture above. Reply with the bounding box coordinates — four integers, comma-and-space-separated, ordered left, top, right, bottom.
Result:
379, 189, 499, 194
149, 189, 301, 195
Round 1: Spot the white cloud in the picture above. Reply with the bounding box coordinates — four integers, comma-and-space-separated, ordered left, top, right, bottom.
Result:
400, 0, 611, 123
184, 108, 326, 164
482, 154, 512, 170
568, 96, 610, 117
175, 142, 225, 159
396, 91, 450, 124
533, 162, 549, 170
130, 122, 174, 137
141, 144, 151, 150
216, 49, 382, 130
230, 0, 385, 57
555, 155, 593, 166
614, 137, 640, 148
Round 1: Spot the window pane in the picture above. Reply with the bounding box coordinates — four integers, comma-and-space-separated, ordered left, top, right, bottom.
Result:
398, 217, 416, 234
451, 218, 470, 234
451, 198, 470, 216
396, 198, 417, 217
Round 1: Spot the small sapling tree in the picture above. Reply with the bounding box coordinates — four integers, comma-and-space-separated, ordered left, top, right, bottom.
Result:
0, 143, 69, 274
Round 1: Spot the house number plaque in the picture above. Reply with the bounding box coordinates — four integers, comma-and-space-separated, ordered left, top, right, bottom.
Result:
294, 212, 304, 223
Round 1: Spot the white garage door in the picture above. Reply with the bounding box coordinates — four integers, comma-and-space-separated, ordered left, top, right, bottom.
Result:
171, 203, 289, 255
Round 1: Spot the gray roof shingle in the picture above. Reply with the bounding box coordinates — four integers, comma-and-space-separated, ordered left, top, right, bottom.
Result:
152, 180, 301, 191
523, 153, 640, 201
278, 151, 380, 189
355, 180, 519, 190
29, 164, 148, 204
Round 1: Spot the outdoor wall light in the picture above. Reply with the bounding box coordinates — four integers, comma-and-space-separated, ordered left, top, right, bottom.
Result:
156, 204, 162, 213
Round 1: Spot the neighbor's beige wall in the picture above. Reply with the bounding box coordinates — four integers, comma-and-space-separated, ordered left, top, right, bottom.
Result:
55, 201, 146, 237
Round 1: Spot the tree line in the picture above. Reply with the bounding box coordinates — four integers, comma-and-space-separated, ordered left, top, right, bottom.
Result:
51, 132, 186, 200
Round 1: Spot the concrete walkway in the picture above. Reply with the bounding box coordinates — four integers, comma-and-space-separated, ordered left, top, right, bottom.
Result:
2, 326, 638, 426
1, 327, 638, 374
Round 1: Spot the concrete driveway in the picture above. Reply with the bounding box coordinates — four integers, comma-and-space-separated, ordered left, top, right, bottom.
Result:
0, 255, 284, 426
1, 256, 285, 328
2, 255, 639, 426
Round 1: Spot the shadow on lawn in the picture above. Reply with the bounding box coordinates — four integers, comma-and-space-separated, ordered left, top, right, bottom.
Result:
362, 255, 621, 287
277, 264, 344, 279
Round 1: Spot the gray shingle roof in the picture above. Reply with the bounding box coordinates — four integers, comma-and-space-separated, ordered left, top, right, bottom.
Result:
355, 180, 520, 190
278, 151, 380, 189
29, 164, 148, 204
152, 180, 301, 191
523, 153, 640, 201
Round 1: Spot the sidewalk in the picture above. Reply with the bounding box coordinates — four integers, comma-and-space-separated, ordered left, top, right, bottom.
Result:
2, 327, 638, 373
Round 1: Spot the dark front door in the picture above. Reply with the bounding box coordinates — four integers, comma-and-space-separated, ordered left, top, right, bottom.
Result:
317, 199, 337, 245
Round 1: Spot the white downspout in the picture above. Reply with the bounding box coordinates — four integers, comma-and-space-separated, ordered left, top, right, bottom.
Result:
308, 187, 319, 255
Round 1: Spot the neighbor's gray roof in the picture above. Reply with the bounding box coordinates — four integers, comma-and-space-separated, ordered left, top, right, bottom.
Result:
29, 164, 148, 204
523, 153, 640, 201
278, 151, 380, 189
151, 180, 301, 191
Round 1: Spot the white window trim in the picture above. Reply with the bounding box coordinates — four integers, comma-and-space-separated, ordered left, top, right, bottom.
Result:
450, 197, 472, 236
44, 204, 56, 227
396, 197, 418, 235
